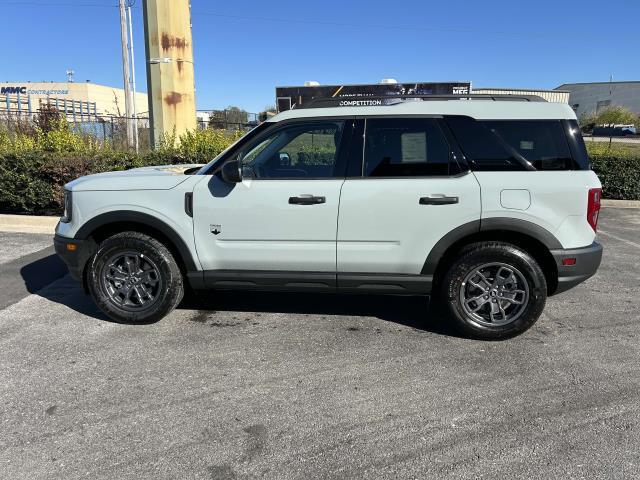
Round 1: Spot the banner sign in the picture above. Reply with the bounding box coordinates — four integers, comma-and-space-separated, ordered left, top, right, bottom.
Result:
276, 82, 472, 111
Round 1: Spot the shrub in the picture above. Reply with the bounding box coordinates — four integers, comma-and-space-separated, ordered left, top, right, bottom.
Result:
0, 152, 52, 214
0, 151, 144, 215
588, 142, 640, 200
0, 123, 243, 215
150, 128, 243, 165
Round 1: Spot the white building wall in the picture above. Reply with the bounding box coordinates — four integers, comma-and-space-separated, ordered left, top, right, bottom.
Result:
473, 88, 570, 104
555, 82, 640, 119
0, 82, 148, 118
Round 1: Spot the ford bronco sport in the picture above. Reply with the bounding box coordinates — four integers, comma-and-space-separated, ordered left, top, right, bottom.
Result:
55, 94, 603, 339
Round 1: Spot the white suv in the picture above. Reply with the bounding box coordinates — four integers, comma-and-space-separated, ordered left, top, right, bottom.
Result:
55, 95, 603, 339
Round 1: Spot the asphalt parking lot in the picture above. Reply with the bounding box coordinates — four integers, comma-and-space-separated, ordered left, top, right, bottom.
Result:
0, 207, 639, 480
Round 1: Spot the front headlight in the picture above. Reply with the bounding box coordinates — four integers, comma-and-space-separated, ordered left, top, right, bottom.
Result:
61, 190, 73, 223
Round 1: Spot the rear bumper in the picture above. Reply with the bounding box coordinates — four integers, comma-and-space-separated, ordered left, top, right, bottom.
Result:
550, 241, 603, 295
54, 234, 97, 281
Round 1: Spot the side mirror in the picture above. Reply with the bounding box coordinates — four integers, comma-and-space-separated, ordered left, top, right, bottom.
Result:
279, 152, 291, 166
220, 160, 242, 183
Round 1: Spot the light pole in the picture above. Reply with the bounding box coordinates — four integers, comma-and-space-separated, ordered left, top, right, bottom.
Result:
119, 0, 135, 149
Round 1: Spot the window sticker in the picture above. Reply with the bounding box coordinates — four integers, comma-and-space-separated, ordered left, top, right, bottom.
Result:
520, 140, 535, 150
401, 132, 427, 163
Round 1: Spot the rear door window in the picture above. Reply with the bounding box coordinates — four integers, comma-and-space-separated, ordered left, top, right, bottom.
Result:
363, 118, 452, 177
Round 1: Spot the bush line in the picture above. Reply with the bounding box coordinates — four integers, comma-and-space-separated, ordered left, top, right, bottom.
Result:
1, 129, 638, 215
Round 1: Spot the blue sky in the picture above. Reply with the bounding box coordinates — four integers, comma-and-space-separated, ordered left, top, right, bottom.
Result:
1, 0, 639, 113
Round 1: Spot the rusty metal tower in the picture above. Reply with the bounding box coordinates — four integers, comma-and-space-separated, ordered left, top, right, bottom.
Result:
142, 0, 197, 148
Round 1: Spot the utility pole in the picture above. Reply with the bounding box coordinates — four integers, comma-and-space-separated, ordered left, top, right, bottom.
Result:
143, 0, 197, 148
609, 74, 613, 146
119, 0, 135, 148
127, 3, 139, 152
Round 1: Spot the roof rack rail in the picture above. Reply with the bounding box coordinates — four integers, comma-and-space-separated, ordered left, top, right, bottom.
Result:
296, 94, 547, 109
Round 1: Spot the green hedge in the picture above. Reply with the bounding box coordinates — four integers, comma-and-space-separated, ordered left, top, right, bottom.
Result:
587, 142, 640, 201
1, 134, 639, 216
0, 127, 243, 215
0, 151, 161, 215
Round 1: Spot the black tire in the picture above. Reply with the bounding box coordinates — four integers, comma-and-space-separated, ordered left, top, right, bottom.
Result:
440, 242, 547, 340
87, 231, 184, 324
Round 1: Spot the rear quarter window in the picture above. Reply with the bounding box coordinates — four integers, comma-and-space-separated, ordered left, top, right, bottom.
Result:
445, 116, 590, 171
482, 120, 574, 170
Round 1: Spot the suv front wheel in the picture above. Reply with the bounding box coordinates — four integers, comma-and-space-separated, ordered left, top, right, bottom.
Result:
87, 232, 184, 324
441, 242, 547, 340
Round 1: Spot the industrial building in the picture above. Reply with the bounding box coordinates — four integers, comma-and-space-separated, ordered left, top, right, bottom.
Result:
555, 81, 640, 119
473, 87, 569, 104
0, 81, 148, 120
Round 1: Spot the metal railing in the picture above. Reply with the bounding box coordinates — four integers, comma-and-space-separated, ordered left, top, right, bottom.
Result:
197, 109, 261, 130
1, 107, 262, 149
0, 110, 151, 150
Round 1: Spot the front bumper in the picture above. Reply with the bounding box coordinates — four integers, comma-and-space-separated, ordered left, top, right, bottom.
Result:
54, 234, 98, 281
550, 241, 603, 295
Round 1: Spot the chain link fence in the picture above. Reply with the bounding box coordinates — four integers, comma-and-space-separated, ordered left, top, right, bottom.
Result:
1, 107, 261, 150
0, 110, 151, 151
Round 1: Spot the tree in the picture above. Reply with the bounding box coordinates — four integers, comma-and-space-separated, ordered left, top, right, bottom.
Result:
592, 106, 638, 126
259, 105, 277, 123
225, 106, 249, 126
35, 104, 67, 133
208, 106, 249, 129
579, 106, 639, 133
595, 106, 638, 125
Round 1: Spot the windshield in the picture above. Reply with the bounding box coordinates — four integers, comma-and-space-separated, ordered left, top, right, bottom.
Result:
197, 123, 271, 175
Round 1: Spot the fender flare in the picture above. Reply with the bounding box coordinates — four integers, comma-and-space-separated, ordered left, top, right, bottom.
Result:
75, 210, 199, 272
421, 217, 563, 275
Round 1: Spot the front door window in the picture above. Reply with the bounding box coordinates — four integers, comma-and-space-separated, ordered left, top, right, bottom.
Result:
241, 121, 345, 179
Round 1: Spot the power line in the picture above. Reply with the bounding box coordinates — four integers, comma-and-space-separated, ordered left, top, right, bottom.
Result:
0, 1, 120, 7
189, 10, 639, 39
1, 2, 635, 39
192, 10, 596, 36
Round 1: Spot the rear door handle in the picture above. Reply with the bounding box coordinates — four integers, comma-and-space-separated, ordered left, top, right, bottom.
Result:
289, 195, 326, 205
419, 195, 459, 205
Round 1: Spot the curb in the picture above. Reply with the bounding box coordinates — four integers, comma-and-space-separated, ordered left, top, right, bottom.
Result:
601, 199, 640, 209
0, 214, 59, 235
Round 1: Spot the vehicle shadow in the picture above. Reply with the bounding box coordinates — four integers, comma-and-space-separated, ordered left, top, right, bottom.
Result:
181, 290, 461, 337
19, 251, 68, 294
18, 252, 109, 320
19, 255, 459, 337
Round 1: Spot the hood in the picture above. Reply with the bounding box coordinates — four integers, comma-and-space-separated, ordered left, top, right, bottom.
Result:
65, 164, 204, 192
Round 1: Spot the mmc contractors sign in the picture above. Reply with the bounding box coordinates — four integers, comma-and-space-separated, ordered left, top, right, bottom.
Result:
1, 86, 70, 96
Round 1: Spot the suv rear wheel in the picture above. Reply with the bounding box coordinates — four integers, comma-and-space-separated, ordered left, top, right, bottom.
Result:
87, 232, 184, 324
441, 242, 547, 340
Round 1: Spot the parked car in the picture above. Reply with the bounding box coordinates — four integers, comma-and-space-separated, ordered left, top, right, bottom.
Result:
55, 94, 603, 339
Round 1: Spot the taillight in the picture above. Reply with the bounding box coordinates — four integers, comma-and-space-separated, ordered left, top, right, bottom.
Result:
587, 188, 602, 232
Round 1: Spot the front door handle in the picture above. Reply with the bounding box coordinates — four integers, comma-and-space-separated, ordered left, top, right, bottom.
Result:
419, 195, 459, 205
289, 195, 326, 205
